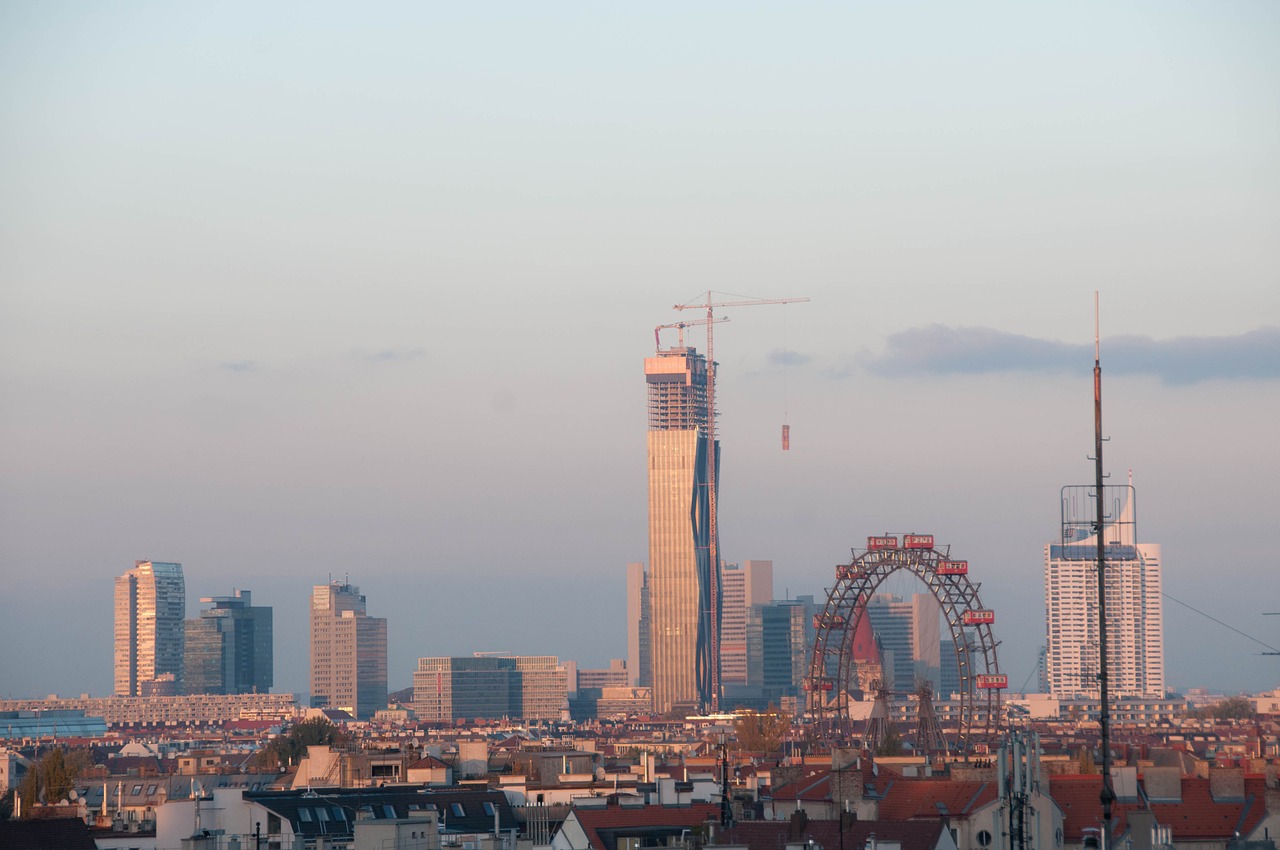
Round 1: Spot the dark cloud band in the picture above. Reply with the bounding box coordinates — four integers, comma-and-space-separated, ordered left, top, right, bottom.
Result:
866, 325, 1280, 384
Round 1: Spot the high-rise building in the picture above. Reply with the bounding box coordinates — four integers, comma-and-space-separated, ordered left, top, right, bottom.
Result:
412, 655, 567, 723
310, 581, 387, 719
625, 562, 651, 688
114, 561, 186, 697
183, 590, 273, 695
720, 560, 774, 686
865, 593, 942, 692
514, 655, 569, 722
645, 346, 718, 714
1044, 483, 1164, 699
576, 660, 629, 696
746, 597, 814, 699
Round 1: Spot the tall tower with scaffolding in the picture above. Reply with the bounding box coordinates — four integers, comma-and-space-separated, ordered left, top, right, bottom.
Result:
645, 344, 715, 715
645, 292, 808, 714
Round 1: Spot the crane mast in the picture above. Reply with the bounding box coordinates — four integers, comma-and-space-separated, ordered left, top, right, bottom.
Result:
673, 291, 810, 712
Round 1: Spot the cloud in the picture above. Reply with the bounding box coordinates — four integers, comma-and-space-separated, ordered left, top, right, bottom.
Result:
359, 347, 427, 364
768, 348, 812, 367
865, 325, 1280, 384
219, 360, 260, 374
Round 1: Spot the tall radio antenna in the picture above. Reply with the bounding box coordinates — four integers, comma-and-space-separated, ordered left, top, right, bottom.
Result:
1093, 291, 1115, 844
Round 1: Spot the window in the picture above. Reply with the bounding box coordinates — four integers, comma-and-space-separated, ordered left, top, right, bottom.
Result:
383, 805, 397, 819
451, 803, 466, 817
483, 802, 496, 816
146, 785, 158, 796
316, 807, 330, 822
298, 809, 313, 822
132, 784, 143, 796
332, 808, 346, 821
977, 830, 992, 848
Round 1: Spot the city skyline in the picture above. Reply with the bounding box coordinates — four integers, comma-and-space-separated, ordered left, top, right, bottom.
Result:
2, 3, 1278, 701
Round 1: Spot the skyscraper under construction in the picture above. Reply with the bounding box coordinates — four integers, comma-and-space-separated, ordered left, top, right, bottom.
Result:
644, 346, 718, 714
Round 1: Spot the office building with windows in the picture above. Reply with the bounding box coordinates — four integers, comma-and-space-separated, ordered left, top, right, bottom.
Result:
739, 597, 816, 711
1044, 483, 1164, 699
720, 560, 773, 687
184, 590, 273, 695
865, 593, 942, 692
644, 346, 717, 714
114, 561, 186, 697
412, 655, 567, 723
310, 581, 387, 719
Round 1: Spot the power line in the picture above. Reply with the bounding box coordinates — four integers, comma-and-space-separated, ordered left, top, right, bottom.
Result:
1161, 592, 1280, 655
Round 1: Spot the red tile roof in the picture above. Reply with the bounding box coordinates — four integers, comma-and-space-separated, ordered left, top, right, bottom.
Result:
877, 779, 996, 821
1047, 774, 1269, 842
1148, 776, 1267, 840
1049, 775, 1135, 842
771, 767, 834, 801
572, 803, 721, 850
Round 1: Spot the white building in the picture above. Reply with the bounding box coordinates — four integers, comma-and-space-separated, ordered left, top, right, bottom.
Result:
1044, 482, 1164, 699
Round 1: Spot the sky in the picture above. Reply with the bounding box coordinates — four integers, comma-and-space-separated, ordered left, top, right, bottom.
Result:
1, 3, 1278, 701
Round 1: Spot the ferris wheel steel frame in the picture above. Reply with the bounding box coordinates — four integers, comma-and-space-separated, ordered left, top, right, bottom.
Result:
805, 535, 1004, 753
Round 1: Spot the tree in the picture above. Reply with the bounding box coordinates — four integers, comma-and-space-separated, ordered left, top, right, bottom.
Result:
14, 748, 93, 815
875, 725, 904, 757
732, 708, 790, 754
1201, 697, 1254, 721
257, 717, 345, 769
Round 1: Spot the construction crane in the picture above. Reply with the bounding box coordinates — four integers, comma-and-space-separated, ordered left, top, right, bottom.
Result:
654, 317, 729, 351
672, 291, 810, 711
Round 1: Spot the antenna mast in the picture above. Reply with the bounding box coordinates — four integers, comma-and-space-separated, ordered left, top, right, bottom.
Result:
1093, 292, 1115, 844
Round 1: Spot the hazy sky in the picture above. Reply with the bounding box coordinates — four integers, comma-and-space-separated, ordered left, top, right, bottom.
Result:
2, 3, 1278, 701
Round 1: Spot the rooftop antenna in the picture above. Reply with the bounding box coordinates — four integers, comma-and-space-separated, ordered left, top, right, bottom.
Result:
1093, 291, 1116, 846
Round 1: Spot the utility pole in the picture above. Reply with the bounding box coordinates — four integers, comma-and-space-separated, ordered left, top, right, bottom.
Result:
673, 291, 809, 713
720, 733, 733, 828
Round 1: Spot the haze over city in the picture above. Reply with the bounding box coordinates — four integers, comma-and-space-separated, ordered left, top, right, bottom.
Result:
1, 3, 1277, 702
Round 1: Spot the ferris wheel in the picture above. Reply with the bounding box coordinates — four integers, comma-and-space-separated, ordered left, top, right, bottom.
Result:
805, 533, 1005, 753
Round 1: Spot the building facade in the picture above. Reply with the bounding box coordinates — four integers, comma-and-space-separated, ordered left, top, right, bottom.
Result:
114, 561, 186, 697
309, 581, 388, 719
744, 597, 814, 704
865, 593, 942, 692
183, 590, 273, 695
0, 693, 296, 726
645, 346, 717, 714
720, 560, 774, 686
625, 562, 651, 687
1044, 483, 1164, 698
412, 655, 567, 723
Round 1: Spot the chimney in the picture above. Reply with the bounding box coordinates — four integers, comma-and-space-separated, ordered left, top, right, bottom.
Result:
831, 749, 863, 811
1129, 810, 1155, 850
1209, 767, 1244, 802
